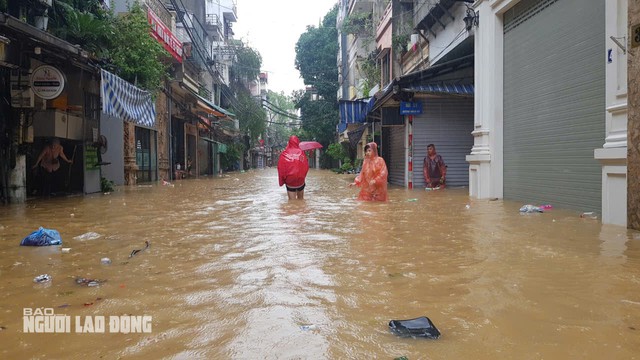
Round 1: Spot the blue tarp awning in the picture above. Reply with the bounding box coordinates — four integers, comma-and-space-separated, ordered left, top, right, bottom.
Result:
101, 70, 156, 127
338, 97, 375, 133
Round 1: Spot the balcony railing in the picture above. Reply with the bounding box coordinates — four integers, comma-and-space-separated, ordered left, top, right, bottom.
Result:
222, 2, 237, 22
205, 14, 224, 41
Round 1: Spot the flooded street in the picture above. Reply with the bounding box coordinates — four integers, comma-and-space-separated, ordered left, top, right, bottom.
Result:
1, 168, 639, 359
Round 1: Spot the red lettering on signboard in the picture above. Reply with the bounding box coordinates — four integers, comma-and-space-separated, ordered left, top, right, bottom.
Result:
147, 8, 183, 63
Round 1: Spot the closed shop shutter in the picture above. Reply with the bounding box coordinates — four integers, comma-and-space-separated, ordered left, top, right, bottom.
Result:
503, 0, 605, 211
387, 125, 406, 186
413, 98, 474, 188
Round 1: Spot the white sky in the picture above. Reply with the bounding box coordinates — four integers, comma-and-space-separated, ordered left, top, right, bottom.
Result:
233, 0, 338, 96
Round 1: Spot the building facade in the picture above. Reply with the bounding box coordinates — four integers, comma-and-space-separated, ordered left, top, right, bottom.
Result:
471, 0, 628, 226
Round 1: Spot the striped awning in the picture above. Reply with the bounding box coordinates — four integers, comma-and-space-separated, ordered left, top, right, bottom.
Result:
402, 83, 474, 96
101, 70, 156, 127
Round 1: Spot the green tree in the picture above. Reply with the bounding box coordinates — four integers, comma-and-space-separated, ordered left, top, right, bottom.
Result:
108, 3, 170, 91
50, 2, 114, 58
265, 90, 296, 148
229, 42, 266, 147
294, 5, 339, 168
295, 6, 339, 102
230, 44, 262, 84
233, 90, 266, 143
220, 143, 243, 171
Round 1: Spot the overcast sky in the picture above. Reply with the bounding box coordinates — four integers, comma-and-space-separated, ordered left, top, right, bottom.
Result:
233, 0, 338, 96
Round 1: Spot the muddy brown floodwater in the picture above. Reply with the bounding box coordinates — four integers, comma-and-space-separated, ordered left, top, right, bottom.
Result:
0, 168, 639, 359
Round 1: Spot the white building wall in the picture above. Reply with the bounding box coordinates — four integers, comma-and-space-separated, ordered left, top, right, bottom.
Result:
467, 0, 508, 199
426, 4, 471, 64
595, 0, 628, 226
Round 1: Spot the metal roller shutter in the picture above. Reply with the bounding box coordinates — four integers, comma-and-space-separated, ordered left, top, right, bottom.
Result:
387, 125, 406, 186
413, 98, 474, 188
503, 0, 605, 211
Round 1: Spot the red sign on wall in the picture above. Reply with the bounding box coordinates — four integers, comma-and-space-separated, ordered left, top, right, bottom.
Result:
147, 8, 183, 63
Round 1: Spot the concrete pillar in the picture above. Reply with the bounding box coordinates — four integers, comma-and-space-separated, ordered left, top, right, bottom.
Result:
466, 0, 504, 199
123, 121, 138, 185
156, 91, 170, 181
8, 155, 26, 203
628, 1, 640, 230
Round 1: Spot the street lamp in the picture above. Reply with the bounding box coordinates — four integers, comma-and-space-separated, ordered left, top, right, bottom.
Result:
463, 6, 479, 31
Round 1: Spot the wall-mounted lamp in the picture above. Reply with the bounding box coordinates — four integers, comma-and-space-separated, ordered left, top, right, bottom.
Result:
463, 6, 479, 31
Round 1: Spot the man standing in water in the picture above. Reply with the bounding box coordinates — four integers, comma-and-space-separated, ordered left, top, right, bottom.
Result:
423, 144, 446, 189
32, 138, 72, 195
278, 135, 309, 200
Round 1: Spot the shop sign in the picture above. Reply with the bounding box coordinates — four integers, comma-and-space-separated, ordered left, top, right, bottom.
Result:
400, 101, 423, 115
148, 8, 183, 63
30, 65, 65, 100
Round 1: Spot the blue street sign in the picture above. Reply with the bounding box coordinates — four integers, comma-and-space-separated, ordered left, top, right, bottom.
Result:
400, 101, 423, 115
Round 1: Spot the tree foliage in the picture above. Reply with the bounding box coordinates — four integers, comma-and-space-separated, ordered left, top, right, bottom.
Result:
50, 1, 114, 58
230, 44, 262, 84
45, 1, 170, 92
265, 90, 295, 148
294, 5, 340, 168
220, 142, 243, 171
108, 3, 171, 91
233, 89, 266, 143
229, 42, 266, 144
295, 6, 339, 102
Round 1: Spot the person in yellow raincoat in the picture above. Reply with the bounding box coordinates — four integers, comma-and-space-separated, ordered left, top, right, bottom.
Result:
349, 142, 388, 201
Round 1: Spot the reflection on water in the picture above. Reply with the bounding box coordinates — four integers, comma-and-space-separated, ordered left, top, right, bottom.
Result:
0, 168, 639, 359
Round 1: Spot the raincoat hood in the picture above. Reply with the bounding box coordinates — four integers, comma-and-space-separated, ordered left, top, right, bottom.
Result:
286, 135, 301, 149
366, 142, 379, 159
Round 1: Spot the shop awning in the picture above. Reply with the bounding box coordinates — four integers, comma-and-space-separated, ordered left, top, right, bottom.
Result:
338, 97, 376, 133
190, 91, 235, 119
402, 83, 474, 96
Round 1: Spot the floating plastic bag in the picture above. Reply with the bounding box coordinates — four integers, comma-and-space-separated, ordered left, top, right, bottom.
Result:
519, 204, 543, 213
389, 316, 441, 339
20, 227, 62, 246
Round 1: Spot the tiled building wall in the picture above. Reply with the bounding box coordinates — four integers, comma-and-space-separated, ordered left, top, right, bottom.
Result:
629, 1, 640, 229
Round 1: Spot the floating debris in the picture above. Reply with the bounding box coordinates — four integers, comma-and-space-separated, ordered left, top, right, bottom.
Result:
130, 241, 150, 258
34, 274, 51, 283
389, 316, 441, 339
73, 232, 102, 241
75, 277, 106, 287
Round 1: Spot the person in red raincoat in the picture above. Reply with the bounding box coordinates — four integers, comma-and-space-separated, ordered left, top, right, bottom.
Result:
349, 142, 388, 201
278, 135, 309, 200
